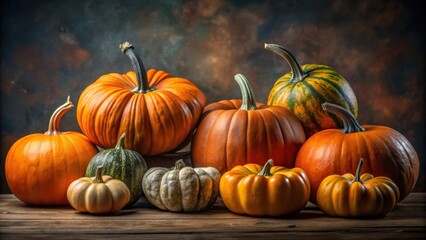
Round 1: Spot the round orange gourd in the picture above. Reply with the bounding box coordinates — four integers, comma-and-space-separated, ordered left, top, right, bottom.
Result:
5, 97, 99, 205
77, 42, 206, 156
191, 73, 306, 174
295, 102, 419, 204
317, 158, 400, 218
220, 159, 310, 217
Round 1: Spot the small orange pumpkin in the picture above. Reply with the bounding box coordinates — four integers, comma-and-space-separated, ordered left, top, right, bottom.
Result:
317, 158, 400, 218
5, 97, 99, 205
220, 159, 310, 217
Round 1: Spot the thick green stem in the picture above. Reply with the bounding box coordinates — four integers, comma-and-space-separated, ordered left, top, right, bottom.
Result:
174, 159, 186, 171
353, 158, 364, 183
258, 159, 274, 177
93, 166, 105, 184
322, 102, 365, 133
234, 73, 258, 111
119, 42, 152, 93
264, 43, 307, 83
115, 132, 126, 150
45, 96, 73, 136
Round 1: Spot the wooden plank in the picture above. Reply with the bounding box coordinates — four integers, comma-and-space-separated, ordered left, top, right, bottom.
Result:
1, 216, 424, 233
0, 232, 425, 240
0, 193, 425, 238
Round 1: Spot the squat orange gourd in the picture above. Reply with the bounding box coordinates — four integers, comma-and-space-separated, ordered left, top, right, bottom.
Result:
220, 159, 310, 217
5, 97, 99, 205
316, 158, 400, 218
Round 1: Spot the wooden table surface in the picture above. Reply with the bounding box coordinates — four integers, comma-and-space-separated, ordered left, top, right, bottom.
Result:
0, 193, 425, 239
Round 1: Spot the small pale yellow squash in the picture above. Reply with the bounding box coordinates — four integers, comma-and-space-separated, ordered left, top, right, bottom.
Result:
67, 166, 130, 214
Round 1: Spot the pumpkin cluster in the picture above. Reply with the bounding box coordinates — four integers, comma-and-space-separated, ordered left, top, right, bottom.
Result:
5, 42, 209, 214
4, 41, 419, 218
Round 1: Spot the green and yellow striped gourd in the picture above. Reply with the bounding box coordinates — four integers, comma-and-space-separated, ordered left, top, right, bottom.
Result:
265, 43, 358, 137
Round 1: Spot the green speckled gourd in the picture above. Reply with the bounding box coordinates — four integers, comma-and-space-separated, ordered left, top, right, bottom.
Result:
142, 160, 221, 212
85, 133, 147, 207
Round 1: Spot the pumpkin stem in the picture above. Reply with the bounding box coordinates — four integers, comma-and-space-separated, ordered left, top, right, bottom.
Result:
264, 43, 307, 83
234, 73, 258, 111
353, 158, 364, 183
45, 96, 74, 136
120, 42, 153, 93
115, 132, 126, 150
174, 159, 186, 170
93, 166, 105, 184
258, 159, 274, 177
322, 102, 365, 133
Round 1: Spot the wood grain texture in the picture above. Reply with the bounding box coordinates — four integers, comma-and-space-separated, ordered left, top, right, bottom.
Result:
0, 193, 425, 239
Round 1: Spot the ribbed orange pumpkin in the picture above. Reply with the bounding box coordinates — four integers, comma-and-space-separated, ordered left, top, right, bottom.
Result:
191, 73, 306, 174
220, 159, 310, 217
5, 97, 99, 205
77, 42, 206, 156
295, 102, 419, 204
316, 158, 400, 218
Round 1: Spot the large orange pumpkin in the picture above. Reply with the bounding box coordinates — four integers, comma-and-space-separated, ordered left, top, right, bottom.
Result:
77, 42, 206, 156
295, 102, 419, 204
191, 73, 306, 174
5, 97, 99, 205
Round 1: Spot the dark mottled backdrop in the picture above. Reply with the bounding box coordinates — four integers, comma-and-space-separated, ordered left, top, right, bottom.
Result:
1, 0, 424, 193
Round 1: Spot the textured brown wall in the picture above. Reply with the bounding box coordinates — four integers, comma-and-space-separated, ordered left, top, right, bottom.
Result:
1, 0, 425, 193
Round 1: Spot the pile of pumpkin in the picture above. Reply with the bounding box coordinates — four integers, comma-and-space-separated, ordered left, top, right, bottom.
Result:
5, 42, 419, 218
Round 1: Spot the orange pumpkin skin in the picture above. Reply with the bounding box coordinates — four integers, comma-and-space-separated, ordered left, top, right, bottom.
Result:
295, 103, 419, 204
191, 74, 306, 174
5, 98, 99, 205
316, 159, 400, 218
220, 160, 310, 216
77, 42, 206, 156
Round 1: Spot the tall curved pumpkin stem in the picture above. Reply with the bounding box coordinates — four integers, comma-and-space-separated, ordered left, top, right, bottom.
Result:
353, 158, 364, 183
264, 43, 307, 83
234, 73, 258, 111
45, 96, 74, 136
322, 102, 365, 133
120, 42, 151, 93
